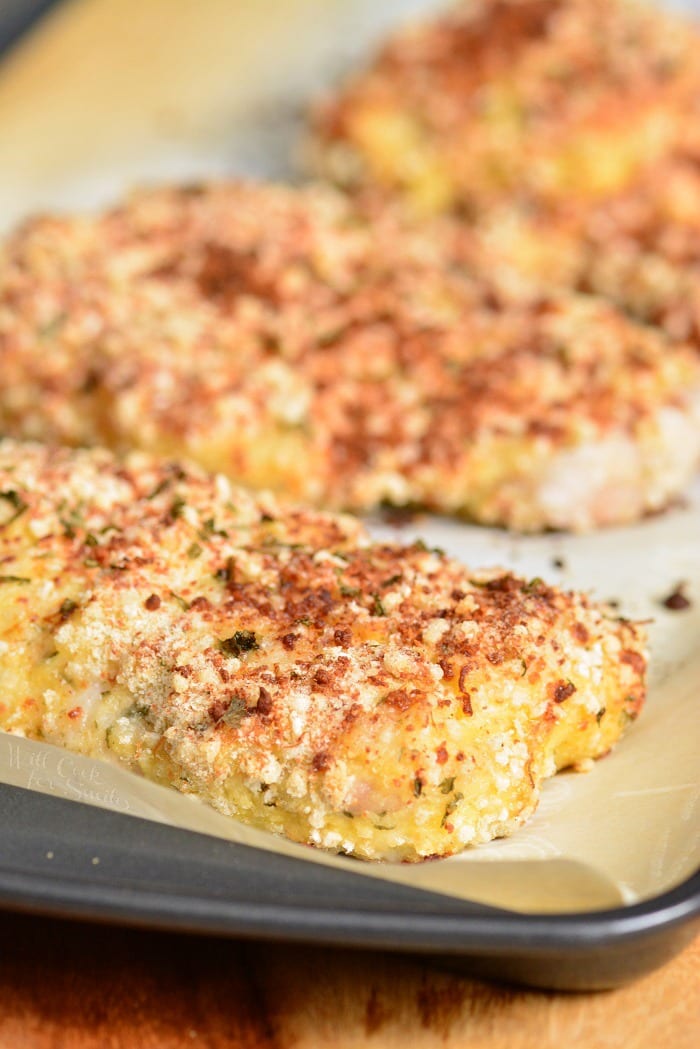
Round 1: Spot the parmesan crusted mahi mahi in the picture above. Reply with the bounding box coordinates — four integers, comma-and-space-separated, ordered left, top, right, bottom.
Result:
0, 442, 646, 861
1, 182, 700, 531
310, 0, 700, 215
469, 143, 700, 350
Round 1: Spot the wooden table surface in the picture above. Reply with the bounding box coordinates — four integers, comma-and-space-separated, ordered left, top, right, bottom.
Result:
0, 912, 697, 1048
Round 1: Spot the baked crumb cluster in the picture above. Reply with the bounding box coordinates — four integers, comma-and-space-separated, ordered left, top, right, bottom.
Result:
311, 0, 699, 213
0, 442, 645, 860
312, 0, 700, 363
1, 181, 699, 530
454, 141, 700, 366
554, 145, 700, 347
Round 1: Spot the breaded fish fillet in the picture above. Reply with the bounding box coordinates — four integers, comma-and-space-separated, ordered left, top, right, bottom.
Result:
466, 140, 700, 348
574, 148, 700, 347
0, 441, 646, 861
310, 0, 700, 215
1, 182, 699, 531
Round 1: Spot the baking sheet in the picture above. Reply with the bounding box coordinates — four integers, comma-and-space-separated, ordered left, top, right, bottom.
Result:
0, 0, 698, 916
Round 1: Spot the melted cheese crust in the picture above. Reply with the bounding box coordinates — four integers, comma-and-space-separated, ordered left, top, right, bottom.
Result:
0, 441, 646, 860
1, 181, 699, 530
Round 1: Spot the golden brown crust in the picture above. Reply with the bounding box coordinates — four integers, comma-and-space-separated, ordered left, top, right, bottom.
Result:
310, 0, 700, 364
465, 135, 700, 350
1, 181, 699, 530
0, 441, 646, 860
311, 0, 700, 212
567, 146, 700, 346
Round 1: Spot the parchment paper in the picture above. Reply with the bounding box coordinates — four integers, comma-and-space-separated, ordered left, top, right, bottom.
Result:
0, 0, 698, 915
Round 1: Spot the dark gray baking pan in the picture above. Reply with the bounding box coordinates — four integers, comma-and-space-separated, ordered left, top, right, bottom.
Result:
0, 0, 58, 54
1, 781, 699, 991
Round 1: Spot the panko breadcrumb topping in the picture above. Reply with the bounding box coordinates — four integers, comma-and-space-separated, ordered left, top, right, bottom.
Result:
462, 136, 700, 352
1, 181, 699, 531
0, 441, 646, 860
310, 0, 700, 372
551, 145, 700, 348
311, 0, 700, 213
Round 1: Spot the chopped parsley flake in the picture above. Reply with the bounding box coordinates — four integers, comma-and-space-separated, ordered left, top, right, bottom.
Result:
441, 792, 464, 827
169, 590, 190, 611
0, 490, 28, 527
219, 630, 259, 657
